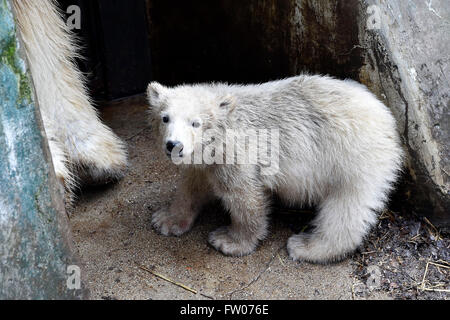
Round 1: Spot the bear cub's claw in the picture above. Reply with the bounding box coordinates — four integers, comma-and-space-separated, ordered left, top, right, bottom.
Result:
208, 227, 258, 257
151, 209, 194, 237
287, 233, 347, 264
287, 233, 312, 262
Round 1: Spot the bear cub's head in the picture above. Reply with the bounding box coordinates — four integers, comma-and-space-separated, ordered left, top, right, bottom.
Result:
147, 82, 236, 162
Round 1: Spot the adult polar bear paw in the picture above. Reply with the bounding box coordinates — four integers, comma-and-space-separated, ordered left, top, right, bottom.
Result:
151, 209, 195, 237
208, 227, 258, 257
71, 121, 128, 185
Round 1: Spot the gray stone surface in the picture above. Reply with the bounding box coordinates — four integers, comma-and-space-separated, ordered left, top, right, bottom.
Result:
357, 0, 449, 226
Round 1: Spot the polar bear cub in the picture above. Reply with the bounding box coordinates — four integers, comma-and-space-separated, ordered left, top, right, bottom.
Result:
147, 75, 403, 263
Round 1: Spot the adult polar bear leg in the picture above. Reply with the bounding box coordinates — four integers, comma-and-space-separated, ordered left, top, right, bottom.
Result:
287, 187, 379, 264
12, 0, 128, 195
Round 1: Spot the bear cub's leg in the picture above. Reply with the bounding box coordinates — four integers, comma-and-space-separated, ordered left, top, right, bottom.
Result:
287, 188, 378, 263
208, 169, 270, 256
152, 171, 210, 236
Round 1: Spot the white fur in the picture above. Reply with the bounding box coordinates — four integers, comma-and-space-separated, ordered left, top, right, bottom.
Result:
148, 74, 404, 263
12, 0, 128, 203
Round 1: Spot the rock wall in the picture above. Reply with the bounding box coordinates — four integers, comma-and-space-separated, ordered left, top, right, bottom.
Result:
357, 0, 449, 227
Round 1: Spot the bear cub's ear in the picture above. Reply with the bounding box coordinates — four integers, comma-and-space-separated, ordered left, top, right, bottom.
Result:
147, 82, 166, 107
219, 94, 237, 114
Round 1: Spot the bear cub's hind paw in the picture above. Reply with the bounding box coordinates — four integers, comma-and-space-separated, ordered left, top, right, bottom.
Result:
287, 233, 348, 264
151, 209, 194, 237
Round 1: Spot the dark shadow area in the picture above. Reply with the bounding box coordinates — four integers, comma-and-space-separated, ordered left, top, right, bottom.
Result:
146, 0, 363, 86
146, 0, 294, 86
58, 0, 152, 101
58, 0, 363, 98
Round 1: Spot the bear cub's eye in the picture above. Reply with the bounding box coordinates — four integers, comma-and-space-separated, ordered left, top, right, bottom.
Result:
192, 120, 201, 128
162, 115, 170, 123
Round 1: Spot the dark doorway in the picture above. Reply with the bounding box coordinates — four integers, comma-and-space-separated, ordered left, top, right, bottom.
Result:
57, 0, 298, 101
56, 1, 361, 103
58, 0, 152, 101
146, 0, 295, 87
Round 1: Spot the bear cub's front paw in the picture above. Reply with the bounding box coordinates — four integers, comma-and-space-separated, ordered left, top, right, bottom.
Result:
208, 227, 258, 257
151, 208, 194, 237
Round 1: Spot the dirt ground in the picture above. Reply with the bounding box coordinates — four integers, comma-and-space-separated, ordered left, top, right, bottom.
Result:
69, 96, 449, 300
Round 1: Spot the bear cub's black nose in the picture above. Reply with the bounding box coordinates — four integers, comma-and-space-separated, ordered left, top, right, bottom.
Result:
166, 141, 183, 154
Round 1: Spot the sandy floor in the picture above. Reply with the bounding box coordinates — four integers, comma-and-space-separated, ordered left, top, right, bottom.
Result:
70, 96, 447, 300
